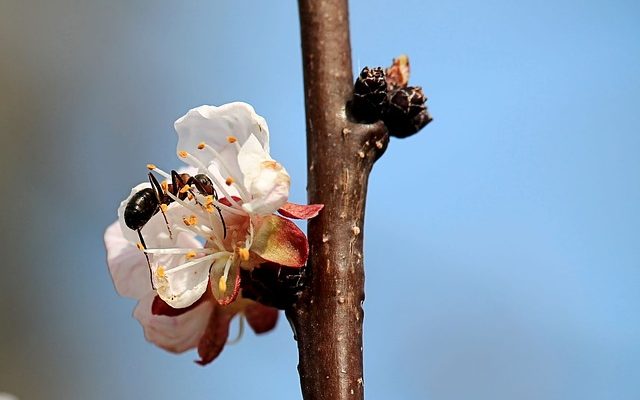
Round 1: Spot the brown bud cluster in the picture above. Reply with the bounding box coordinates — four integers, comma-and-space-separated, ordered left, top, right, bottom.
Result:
350, 55, 432, 138
352, 67, 388, 123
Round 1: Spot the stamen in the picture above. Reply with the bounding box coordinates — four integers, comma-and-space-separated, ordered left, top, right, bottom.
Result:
143, 247, 217, 255
199, 143, 250, 200
217, 255, 234, 296
156, 265, 166, 278
237, 247, 250, 262
178, 150, 189, 159
146, 163, 157, 170
150, 167, 171, 179
160, 204, 168, 213
136, 243, 145, 250
179, 184, 191, 194
186, 250, 197, 260
161, 181, 169, 192
226, 135, 237, 143
225, 177, 234, 186
165, 252, 229, 276
218, 275, 227, 295
197, 142, 206, 150
165, 191, 206, 217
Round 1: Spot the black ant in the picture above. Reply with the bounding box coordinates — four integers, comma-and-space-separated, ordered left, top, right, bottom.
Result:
124, 170, 227, 285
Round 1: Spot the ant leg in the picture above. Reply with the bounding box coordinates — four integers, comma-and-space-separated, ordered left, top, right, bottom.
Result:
186, 176, 227, 238
148, 172, 173, 239
187, 176, 227, 239
137, 229, 156, 290
211, 187, 227, 239
171, 170, 189, 199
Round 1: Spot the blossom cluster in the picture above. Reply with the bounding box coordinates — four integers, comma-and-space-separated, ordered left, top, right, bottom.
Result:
105, 103, 321, 364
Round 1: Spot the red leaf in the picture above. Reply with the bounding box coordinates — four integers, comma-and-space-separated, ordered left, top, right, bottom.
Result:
251, 215, 309, 267
278, 202, 324, 220
196, 305, 235, 366
244, 303, 279, 334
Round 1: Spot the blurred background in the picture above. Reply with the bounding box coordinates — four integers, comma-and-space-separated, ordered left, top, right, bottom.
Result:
1, 0, 639, 399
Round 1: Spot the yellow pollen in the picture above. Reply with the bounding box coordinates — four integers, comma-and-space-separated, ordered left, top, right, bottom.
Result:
225, 177, 234, 186
161, 181, 168, 191
146, 163, 156, 170
218, 276, 227, 294
179, 184, 191, 194
156, 266, 166, 278
197, 142, 206, 150
185, 251, 197, 260
238, 247, 250, 262
183, 215, 198, 226
188, 193, 194, 200
204, 195, 214, 205
160, 204, 168, 213
136, 243, 144, 250
226, 136, 237, 143
178, 150, 189, 158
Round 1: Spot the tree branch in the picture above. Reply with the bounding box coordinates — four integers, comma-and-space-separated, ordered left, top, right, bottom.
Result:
287, 1, 388, 399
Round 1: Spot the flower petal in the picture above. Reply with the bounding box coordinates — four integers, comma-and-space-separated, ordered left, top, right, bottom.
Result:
196, 304, 236, 365
278, 202, 324, 220
154, 253, 213, 309
104, 221, 152, 299
251, 215, 309, 267
133, 291, 213, 354
174, 103, 269, 173
238, 135, 291, 215
244, 302, 279, 334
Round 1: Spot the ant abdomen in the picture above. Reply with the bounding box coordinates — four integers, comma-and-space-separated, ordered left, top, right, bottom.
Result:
124, 188, 159, 231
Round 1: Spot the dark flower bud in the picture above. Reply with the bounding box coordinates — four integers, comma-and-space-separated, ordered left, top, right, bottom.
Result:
383, 86, 433, 138
351, 66, 388, 123
240, 263, 307, 310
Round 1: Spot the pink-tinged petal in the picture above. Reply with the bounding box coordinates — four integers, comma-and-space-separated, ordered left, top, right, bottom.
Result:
151, 291, 212, 317
209, 257, 242, 306
251, 215, 309, 267
244, 302, 279, 334
134, 291, 213, 354
278, 202, 324, 220
104, 222, 152, 299
196, 304, 236, 365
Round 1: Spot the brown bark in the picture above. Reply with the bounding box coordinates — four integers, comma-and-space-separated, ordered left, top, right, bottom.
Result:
287, 1, 388, 399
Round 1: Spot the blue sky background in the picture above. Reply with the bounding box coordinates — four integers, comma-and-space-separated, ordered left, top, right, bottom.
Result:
1, 0, 639, 399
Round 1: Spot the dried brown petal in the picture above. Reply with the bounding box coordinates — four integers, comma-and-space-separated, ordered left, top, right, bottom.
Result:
386, 55, 410, 91
196, 304, 234, 365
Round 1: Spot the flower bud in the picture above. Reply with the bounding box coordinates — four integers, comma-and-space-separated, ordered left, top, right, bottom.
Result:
240, 263, 307, 309
351, 66, 388, 123
383, 86, 433, 138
